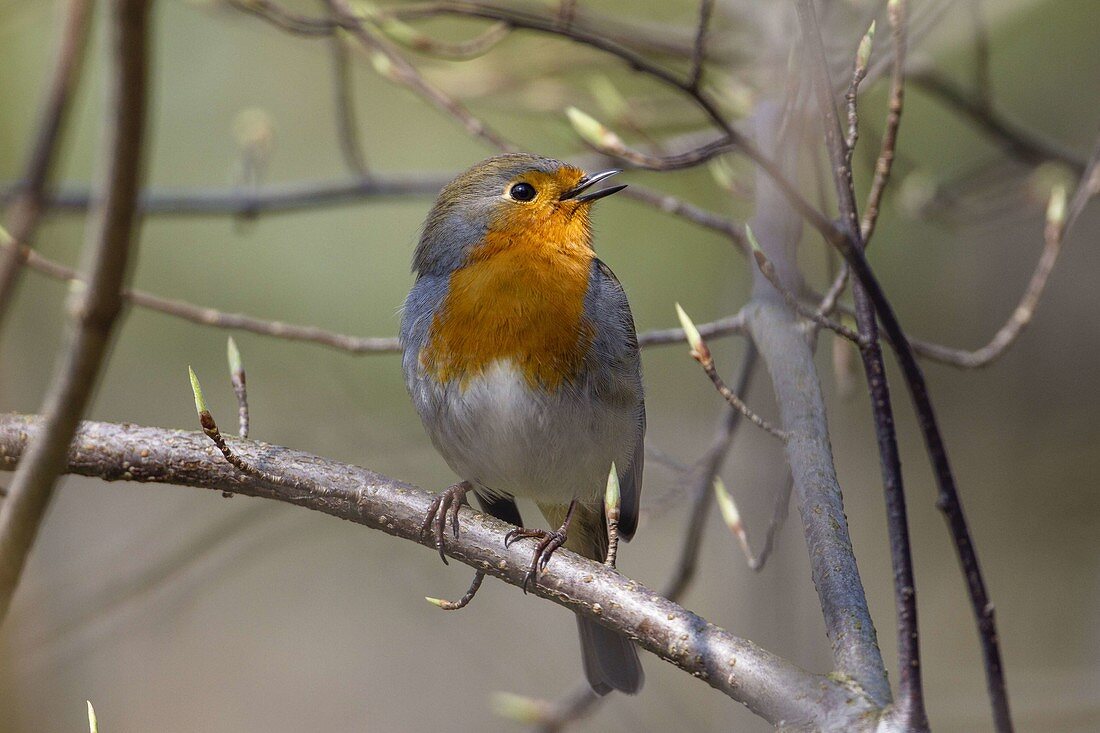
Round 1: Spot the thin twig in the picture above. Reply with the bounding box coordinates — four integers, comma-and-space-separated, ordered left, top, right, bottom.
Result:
687, 0, 715, 91
0, 176, 744, 243
663, 343, 757, 602
913, 140, 1100, 368
324, 0, 516, 152
0, 0, 150, 626
677, 314, 788, 441
2, 235, 747, 355
845, 20, 874, 163
426, 570, 485, 610
912, 70, 1085, 174
798, 1, 984, 728
747, 476, 792, 573
226, 337, 249, 439
330, 31, 370, 177
861, 0, 907, 246
191, 367, 319, 493
0, 0, 94, 332
749, 242, 865, 346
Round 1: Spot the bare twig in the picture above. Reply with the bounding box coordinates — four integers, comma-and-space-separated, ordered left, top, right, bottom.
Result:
799, 1, 996, 728
676, 305, 789, 441
1, 236, 746, 355
747, 232, 865, 346
0, 0, 150, 626
912, 70, 1086, 174
426, 570, 485, 610
190, 367, 319, 494
0, 413, 885, 730
662, 343, 757, 602
861, 0, 907, 246
914, 141, 1100, 368
0, 176, 745, 243
325, 0, 516, 152
226, 337, 249, 439
687, 0, 715, 91
0, 0, 94, 332
845, 21, 875, 162
330, 31, 370, 177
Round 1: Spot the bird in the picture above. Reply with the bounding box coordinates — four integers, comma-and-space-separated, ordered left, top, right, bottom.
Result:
400, 153, 645, 695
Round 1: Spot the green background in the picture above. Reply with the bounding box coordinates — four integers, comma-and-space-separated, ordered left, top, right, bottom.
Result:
1, 1, 1097, 731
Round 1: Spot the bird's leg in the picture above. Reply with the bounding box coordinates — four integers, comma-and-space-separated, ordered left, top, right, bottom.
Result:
419, 480, 472, 564
504, 500, 578, 593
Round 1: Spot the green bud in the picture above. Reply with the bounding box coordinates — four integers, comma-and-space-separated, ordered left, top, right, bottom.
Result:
565, 107, 621, 150
189, 366, 207, 416
674, 303, 705, 356
1046, 184, 1067, 228
857, 21, 875, 69
226, 336, 243, 376
714, 476, 742, 531
87, 701, 98, 733
604, 463, 620, 518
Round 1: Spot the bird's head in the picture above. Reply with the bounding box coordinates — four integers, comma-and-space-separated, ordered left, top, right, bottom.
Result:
413, 154, 625, 276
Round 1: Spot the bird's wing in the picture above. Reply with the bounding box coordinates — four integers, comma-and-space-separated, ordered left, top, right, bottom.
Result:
587, 258, 645, 540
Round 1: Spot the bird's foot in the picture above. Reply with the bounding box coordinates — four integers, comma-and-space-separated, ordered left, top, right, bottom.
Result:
503, 500, 578, 593
419, 480, 472, 564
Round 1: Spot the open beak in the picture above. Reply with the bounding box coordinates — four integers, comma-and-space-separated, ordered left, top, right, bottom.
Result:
559, 169, 627, 203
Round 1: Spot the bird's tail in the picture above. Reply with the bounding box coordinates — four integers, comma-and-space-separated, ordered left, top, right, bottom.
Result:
539, 501, 644, 695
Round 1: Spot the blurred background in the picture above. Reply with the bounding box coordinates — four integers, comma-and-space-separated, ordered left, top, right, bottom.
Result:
0, 1, 1097, 731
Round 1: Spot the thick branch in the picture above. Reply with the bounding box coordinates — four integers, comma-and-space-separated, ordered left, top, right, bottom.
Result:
0, 413, 882, 730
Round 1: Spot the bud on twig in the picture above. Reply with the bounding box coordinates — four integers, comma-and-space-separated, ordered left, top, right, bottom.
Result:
87, 701, 98, 733
675, 302, 710, 363
566, 107, 624, 151
857, 21, 875, 71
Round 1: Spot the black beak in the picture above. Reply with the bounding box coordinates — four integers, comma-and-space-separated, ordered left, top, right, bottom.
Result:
559, 169, 627, 203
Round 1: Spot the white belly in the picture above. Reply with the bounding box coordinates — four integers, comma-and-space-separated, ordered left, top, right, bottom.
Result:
413, 360, 636, 505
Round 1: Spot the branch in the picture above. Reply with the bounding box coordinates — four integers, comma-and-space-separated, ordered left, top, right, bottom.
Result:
0, 413, 883, 730
745, 100, 890, 706
0, 0, 150, 625
911, 69, 1086, 174
796, 1, 925, 726
0, 0, 94, 331
913, 140, 1100, 368
0, 176, 743, 245
0, 236, 746, 354
324, 0, 516, 152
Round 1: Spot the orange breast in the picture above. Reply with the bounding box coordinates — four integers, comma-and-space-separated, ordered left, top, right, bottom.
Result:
420, 223, 594, 390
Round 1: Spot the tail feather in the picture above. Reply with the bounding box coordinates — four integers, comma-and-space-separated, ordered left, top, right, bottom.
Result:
577, 615, 644, 695
538, 500, 644, 695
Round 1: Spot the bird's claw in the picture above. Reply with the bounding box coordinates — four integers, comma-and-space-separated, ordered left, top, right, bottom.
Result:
419, 481, 471, 564
504, 527, 569, 593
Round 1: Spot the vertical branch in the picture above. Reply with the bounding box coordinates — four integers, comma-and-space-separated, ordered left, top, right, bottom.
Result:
797, 1, 1010, 730
747, 101, 891, 705
0, 0, 150, 625
0, 0, 95, 333
795, 0, 925, 726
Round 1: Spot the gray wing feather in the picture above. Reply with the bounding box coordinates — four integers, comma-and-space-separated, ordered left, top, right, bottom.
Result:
586, 259, 644, 540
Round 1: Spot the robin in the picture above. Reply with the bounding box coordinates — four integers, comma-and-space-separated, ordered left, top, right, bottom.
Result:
400, 153, 645, 695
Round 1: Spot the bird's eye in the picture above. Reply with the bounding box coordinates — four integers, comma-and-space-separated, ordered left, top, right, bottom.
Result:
509, 182, 537, 202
